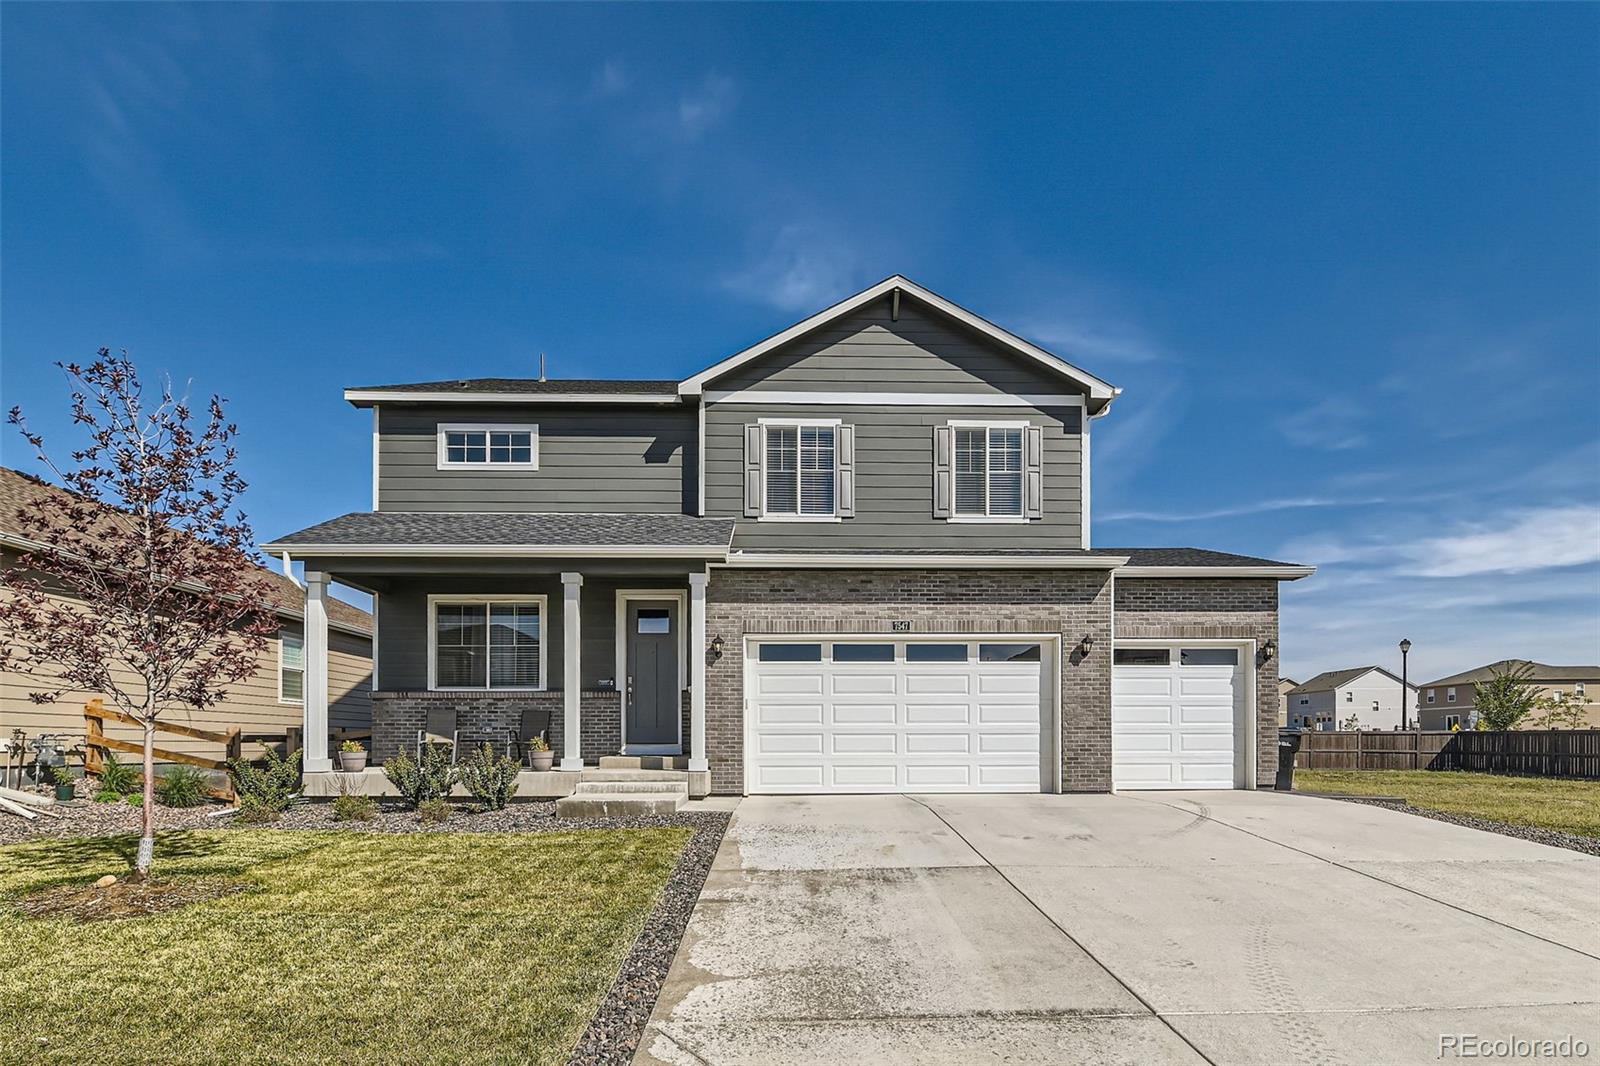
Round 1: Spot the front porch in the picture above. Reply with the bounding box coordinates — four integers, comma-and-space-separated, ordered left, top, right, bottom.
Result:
285, 550, 719, 797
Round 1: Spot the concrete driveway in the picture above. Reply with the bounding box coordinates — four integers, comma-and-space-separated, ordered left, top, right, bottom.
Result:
637, 791, 1600, 1066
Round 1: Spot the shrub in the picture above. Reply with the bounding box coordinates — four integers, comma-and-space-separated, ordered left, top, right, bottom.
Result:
339, 739, 365, 754
1474, 663, 1544, 731
95, 751, 140, 796
417, 798, 451, 825
228, 747, 301, 814
332, 794, 379, 822
460, 744, 520, 811
155, 765, 211, 808
383, 745, 459, 810
236, 795, 281, 824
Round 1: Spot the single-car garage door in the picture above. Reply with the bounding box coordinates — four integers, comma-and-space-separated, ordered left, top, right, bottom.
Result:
1112, 644, 1249, 790
746, 638, 1051, 794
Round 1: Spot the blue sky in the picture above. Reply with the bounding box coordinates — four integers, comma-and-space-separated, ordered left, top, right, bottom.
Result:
2, 3, 1596, 684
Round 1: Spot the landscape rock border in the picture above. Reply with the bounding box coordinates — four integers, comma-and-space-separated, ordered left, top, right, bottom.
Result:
1312, 793, 1600, 858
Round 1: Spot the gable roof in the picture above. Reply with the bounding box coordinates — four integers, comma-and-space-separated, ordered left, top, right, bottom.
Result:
345, 378, 680, 406
1288, 666, 1413, 696
263, 511, 736, 556
0, 467, 371, 636
1420, 660, 1600, 689
677, 276, 1122, 412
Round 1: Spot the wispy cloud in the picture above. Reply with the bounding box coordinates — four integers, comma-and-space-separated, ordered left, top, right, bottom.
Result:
1408, 505, 1600, 577
591, 58, 630, 99
1275, 396, 1368, 451
1102, 495, 1389, 523
1019, 318, 1164, 365
721, 222, 862, 313
675, 72, 737, 139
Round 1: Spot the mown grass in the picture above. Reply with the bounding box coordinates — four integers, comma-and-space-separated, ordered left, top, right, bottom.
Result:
1297, 769, 1600, 838
0, 827, 690, 1065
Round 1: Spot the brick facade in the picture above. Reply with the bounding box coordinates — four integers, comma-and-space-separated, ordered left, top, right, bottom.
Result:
1113, 577, 1281, 788
703, 568, 1116, 794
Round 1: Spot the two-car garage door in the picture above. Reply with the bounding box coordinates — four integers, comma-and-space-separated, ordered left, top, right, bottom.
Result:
746, 638, 1049, 794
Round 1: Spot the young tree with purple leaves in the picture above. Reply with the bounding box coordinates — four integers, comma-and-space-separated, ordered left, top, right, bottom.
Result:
0, 352, 280, 877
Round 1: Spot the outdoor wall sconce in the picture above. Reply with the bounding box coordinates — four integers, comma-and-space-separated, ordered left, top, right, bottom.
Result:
1078, 634, 1095, 656
709, 635, 725, 661
1262, 639, 1277, 662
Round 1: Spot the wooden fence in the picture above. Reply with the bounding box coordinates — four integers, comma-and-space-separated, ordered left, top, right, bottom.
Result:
1293, 729, 1600, 779
83, 698, 241, 796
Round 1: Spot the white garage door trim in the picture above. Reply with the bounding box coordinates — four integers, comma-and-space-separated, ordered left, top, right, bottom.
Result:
743, 634, 1061, 795
1111, 638, 1257, 791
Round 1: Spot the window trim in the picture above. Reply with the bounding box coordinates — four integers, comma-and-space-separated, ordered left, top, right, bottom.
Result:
1446, 686, 1457, 703
947, 419, 1029, 523
427, 594, 548, 691
1426, 688, 1435, 704
1444, 714, 1461, 730
757, 417, 842, 522
435, 423, 539, 471
277, 629, 305, 705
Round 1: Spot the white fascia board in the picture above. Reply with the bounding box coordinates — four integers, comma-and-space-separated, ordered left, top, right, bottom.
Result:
1113, 565, 1317, 580
718, 552, 1129, 570
679, 275, 1121, 403
258, 542, 732, 560
705, 390, 1087, 407
344, 390, 682, 407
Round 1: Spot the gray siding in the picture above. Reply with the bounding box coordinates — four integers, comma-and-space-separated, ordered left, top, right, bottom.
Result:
712, 298, 1080, 396
706, 402, 1084, 550
377, 404, 696, 513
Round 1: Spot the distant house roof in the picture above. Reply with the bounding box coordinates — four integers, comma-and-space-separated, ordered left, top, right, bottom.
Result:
1288, 666, 1413, 697
1420, 660, 1600, 689
344, 378, 681, 406
0, 467, 372, 636
263, 511, 737, 556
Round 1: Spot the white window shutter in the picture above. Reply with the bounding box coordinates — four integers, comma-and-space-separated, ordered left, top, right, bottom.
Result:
744, 424, 763, 517
837, 425, 856, 518
932, 425, 952, 518
1025, 424, 1044, 519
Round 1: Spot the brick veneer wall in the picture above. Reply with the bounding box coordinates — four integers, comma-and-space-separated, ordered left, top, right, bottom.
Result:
1113, 578, 1281, 788
370, 690, 625, 763
703, 568, 1115, 795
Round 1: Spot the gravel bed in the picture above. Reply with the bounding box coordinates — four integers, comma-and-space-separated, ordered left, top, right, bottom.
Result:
1315, 794, 1600, 857
3, 792, 732, 1064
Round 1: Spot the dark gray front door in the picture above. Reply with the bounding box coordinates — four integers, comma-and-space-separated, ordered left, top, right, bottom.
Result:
626, 600, 680, 748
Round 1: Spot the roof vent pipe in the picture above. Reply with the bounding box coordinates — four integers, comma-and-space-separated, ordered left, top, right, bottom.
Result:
539, 353, 546, 382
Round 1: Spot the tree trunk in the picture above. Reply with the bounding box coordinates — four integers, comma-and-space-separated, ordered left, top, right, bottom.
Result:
134, 719, 156, 879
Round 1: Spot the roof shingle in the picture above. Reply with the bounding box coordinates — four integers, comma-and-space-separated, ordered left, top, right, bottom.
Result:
265, 511, 736, 550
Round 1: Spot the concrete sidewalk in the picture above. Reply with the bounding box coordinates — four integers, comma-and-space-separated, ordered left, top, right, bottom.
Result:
635, 791, 1600, 1066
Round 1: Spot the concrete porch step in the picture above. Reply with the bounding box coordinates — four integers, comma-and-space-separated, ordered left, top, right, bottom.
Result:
580, 769, 690, 783
598, 755, 688, 770
573, 780, 689, 796
555, 790, 685, 818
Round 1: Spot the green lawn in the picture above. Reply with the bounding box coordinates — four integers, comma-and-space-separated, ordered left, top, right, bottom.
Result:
0, 827, 691, 1065
1297, 769, 1600, 838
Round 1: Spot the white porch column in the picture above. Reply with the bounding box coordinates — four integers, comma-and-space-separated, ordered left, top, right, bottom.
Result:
560, 572, 584, 770
687, 571, 709, 773
302, 571, 332, 772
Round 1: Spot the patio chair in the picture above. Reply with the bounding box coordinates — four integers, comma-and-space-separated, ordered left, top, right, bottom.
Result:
417, 706, 459, 764
506, 706, 552, 761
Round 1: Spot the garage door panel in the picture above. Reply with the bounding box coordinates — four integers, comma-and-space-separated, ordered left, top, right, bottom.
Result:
1179, 676, 1235, 697
758, 674, 825, 695
905, 764, 971, 787
758, 704, 825, 725
1178, 762, 1233, 786
976, 732, 1038, 753
1178, 703, 1233, 725
756, 765, 826, 788
906, 733, 970, 754
978, 763, 1042, 786
1112, 703, 1174, 725
831, 765, 898, 788
1113, 762, 1176, 785
905, 702, 971, 724
832, 703, 897, 724
978, 672, 1039, 694
1112, 731, 1173, 753
905, 673, 972, 695
832, 673, 898, 695
1179, 732, 1233, 753
757, 733, 825, 755
1113, 647, 1242, 791
831, 733, 897, 755
1114, 677, 1173, 696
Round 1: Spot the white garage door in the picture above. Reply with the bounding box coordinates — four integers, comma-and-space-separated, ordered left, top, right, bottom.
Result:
1113, 645, 1246, 790
747, 638, 1048, 794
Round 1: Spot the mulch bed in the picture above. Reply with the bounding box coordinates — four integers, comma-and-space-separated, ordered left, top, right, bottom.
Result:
15, 877, 252, 922
1307, 793, 1600, 858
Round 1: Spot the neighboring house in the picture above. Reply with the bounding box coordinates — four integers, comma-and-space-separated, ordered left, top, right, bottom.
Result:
1277, 677, 1298, 727
0, 466, 373, 762
1284, 667, 1416, 731
1416, 660, 1600, 730
264, 275, 1314, 797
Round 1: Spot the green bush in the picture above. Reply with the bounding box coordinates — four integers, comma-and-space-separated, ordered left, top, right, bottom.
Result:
155, 765, 211, 808
228, 747, 301, 814
95, 751, 140, 796
383, 745, 460, 810
417, 798, 451, 825
459, 744, 521, 811
332, 794, 379, 822
235, 795, 281, 824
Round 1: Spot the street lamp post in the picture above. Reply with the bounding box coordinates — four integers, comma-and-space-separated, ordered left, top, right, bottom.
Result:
1399, 639, 1412, 731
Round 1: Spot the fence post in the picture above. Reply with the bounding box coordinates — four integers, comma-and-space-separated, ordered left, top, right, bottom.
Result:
83, 699, 105, 775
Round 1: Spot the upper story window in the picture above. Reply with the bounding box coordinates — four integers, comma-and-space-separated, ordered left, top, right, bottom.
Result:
1447, 686, 1457, 703
761, 419, 838, 515
1345, 690, 1353, 702
1426, 688, 1436, 703
436, 423, 538, 470
954, 425, 1024, 518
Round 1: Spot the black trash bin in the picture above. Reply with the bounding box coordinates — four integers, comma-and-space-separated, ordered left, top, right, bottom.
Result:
1275, 730, 1303, 791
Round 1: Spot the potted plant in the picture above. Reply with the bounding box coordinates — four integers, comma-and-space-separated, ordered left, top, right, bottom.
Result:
52, 771, 76, 802
525, 735, 554, 772
338, 739, 369, 773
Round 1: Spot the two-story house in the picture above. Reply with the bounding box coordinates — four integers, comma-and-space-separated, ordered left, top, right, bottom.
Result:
1284, 667, 1416, 731
265, 276, 1313, 800
1417, 660, 1600, 730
